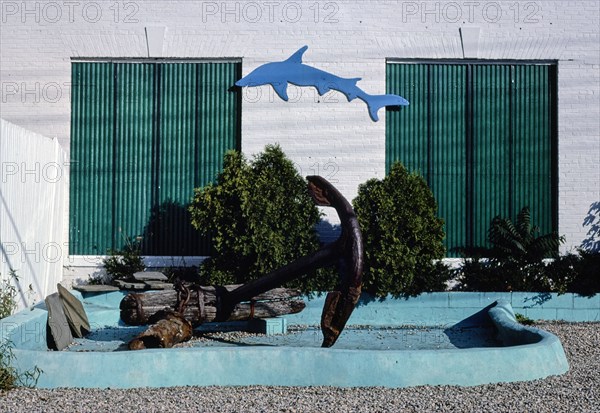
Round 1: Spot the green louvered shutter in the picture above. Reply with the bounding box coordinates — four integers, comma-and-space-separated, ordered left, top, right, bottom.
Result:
114, 63, 156, 252
70, 62, 241, 256
511, 65, 556, 242
70, 63, 116, 255
429, 64, 468, 252
386, 62, 557, 256
470, 64, 513, 247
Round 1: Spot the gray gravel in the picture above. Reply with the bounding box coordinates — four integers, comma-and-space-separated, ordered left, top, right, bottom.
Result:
1, 321, 598, 413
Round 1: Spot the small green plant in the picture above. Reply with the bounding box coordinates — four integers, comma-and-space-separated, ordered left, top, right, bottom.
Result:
101, 234, 145, 284
160, 265, 199, 283
0, 340, 43, 391
1, 271, 43, 391
352, 162, 450, 297
515, 313, 535, 326
0, 270, 19, 320
189, 145, 336, 293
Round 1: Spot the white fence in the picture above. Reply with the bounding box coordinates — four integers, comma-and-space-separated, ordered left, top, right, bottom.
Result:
0, 119, 67, 312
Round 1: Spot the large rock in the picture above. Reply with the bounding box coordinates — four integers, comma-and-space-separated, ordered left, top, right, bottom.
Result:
45, 293, 73, 351
58, 284, 90, 338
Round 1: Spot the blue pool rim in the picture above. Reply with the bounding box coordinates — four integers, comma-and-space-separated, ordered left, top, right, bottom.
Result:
0, 291, 569, 388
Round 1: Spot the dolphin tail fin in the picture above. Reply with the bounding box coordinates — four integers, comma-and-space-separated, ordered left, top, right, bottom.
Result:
364, 94, 409, 121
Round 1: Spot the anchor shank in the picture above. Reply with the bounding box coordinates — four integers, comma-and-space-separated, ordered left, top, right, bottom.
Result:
219, 175, 364, 348
221, 243, 338, 314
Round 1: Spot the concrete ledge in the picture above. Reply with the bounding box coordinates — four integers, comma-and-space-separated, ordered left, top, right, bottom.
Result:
287, 292, 600, 326
7, 341, 569, 388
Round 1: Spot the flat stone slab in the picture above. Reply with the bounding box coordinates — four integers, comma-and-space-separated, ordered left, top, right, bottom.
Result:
58, 284, 91, 338
143, 281, 174, 290
73, 284, 120, 293
133, 271, 168, 281
114, 280, 148, 290
45, 292, 74, 351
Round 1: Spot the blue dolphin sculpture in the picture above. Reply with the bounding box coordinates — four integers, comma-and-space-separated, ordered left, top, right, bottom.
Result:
235, 46, 409, 121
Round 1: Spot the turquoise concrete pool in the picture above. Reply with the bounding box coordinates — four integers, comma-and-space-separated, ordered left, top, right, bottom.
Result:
0, 291, 569, 388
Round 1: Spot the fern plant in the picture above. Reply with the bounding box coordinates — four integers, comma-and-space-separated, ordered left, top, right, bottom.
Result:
456, 207, 565, 292
488, 206, 564, 262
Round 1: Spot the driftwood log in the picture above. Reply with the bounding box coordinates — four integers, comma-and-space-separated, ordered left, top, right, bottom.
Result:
129, 310, 193, 350
120, 285, 305, 326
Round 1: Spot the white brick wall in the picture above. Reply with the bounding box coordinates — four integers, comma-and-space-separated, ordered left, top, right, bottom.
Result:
0, 1, 598, 280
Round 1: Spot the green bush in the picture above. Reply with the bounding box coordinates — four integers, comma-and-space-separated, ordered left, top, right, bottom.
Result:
352, 163, 450, 297
457, 207, 598, 293
0, 340, 43, 391
0, 270, 18, 319
101, 236, 145, 284
566, 250, 600, 295
457, 249, 600, 295
546, 249, 600, 296
487, 207, 564, 262
455, 257, 554, 292
189, 144, 336, 292
1, 271, 42, 391
159, 265, 199, 283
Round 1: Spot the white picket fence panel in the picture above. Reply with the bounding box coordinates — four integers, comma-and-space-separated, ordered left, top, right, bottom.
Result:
0, 119, 67, 312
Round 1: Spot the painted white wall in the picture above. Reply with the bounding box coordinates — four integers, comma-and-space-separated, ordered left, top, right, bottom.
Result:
0, 1, 598, 285
0, 119, 67, 310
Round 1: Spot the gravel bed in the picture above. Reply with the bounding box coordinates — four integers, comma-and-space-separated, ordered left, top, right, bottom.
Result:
2, 322, 598, 413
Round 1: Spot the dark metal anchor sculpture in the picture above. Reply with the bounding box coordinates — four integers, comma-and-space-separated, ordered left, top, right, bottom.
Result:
123, 176, 363, 349
218, 175, 364, 347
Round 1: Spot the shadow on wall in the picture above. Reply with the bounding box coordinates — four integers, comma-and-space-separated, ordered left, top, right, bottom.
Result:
125, 204, 342, 259
582, 202, 600, 252
141, 200, 210, 257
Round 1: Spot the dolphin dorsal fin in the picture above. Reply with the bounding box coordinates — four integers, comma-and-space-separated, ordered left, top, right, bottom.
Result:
284, 45, 309, 64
